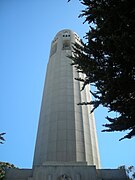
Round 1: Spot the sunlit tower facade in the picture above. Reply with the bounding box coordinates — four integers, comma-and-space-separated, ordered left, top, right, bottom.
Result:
5, 29, 127, 180
33, 29, 100, 168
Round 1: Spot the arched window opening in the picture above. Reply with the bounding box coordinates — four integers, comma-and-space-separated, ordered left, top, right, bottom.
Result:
50, 43, 57, 56
62, 40, 70, 50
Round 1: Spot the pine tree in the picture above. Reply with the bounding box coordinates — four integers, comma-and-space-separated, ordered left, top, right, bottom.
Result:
70, 0, 135, 140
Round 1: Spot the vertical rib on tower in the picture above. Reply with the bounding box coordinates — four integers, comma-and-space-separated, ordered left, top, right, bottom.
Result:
33, 29, 100, 168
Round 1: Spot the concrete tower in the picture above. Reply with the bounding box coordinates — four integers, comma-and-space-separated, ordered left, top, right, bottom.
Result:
5, 29, 127, 180
33, 29, 100, 168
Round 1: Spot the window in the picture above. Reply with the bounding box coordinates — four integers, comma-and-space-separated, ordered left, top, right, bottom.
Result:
50, 43, 57, 56
62, 40, 70, 50
63, 34, 70, 38
57, 174, 72, 180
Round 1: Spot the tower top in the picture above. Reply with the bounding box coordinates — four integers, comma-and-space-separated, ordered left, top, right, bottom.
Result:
56, 29, 79, 36
49, 29, 81, 58
52, 29, 80, 43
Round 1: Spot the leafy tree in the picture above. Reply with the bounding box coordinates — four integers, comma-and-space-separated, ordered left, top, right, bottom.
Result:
69, 0, 135, 140
118, 165, 135, 180
0, 162, 16, 180
0, 133, 6, 144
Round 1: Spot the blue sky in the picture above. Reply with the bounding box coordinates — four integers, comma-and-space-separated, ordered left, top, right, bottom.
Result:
0, 0, 134, 169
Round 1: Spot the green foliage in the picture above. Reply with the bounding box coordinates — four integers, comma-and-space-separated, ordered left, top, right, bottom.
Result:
118, 165, 135, 180
70, 0, 135, 140
0, 133, 6, 144
0, 162, 16, 180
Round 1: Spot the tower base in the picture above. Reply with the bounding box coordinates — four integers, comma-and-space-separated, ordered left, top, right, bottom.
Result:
5, 164, 127, 180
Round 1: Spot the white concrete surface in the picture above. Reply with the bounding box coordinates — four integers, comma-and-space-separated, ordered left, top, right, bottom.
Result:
33, 29, 100, 168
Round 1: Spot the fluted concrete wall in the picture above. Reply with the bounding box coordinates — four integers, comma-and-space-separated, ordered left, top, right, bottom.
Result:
33, 30, 100, 168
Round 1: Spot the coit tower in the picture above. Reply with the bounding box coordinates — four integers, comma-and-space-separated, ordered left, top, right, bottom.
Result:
33, 29, 100, 169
